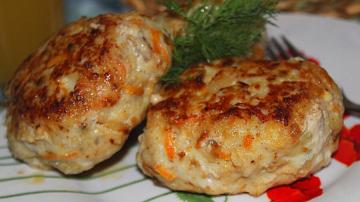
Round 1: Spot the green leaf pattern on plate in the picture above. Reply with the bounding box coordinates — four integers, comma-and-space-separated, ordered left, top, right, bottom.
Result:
176, 192, 215, 202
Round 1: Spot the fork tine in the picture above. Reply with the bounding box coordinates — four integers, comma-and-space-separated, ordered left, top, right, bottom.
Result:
266, 36, 360, 114
270, 37, 290, 60
342, 91, 360, 113
265, 45, 278, 60
281, 36, 305, 58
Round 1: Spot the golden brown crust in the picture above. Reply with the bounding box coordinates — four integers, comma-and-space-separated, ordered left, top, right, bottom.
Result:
7, 14, 143, 121
5, 13, 172, 174
153, 59, 333, 138
137, 59, 344, 195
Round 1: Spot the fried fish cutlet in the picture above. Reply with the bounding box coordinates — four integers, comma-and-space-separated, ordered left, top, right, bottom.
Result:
5, 13, 172, 174
137, 59, 344, 196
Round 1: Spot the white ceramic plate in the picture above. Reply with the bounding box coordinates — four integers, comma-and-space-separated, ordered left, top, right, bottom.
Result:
0, 13, 359, 202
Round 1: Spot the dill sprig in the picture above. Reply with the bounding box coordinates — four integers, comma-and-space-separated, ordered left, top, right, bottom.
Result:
161, 0, 277, 83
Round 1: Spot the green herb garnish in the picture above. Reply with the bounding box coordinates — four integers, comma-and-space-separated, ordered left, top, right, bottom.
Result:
161, 0, 277, 83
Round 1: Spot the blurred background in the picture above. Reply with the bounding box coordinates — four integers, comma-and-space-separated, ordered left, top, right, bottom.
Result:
0, 0, 360, 92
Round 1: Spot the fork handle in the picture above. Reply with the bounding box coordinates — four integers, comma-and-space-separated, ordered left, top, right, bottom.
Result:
345, 105, 360, 113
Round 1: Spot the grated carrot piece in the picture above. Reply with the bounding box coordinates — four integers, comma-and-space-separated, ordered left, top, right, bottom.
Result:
42, 150, 80, 160
47, 55, 65, 67
155, 164, 176, 181
63, 151, 80, 160
150, 28, 171, 65
196, 131, 209, 148
186, 115, 199, 123
214, 149, 231, 160
130, 18, 146, 27
124, 85, 144, 95
211, 142, 230, 160
164, 129, 175, 161
116, 61, 127, 81
243, 134, 254, 149
131, 18, 170, 65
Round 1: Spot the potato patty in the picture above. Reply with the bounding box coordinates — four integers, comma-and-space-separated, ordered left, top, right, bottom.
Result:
137, 59, 343, 195
5, 13, 172, 174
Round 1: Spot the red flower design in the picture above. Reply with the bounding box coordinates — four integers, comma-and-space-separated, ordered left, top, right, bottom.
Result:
267, 176, 322, 202
268, 49, 360, 201
333, 124, 360, 166
307, 57, 320, 66
266, 120, 360, 202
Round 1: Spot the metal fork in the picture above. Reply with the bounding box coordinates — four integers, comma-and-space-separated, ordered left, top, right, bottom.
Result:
0, 89, 5, 109
266, 35, 360, 114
